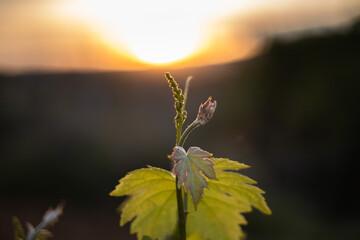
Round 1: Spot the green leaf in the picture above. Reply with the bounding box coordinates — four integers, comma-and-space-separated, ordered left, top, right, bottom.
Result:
111, 158, 271, 240
110, 167, 177, 240
169, 146, 217, 208
12, 217, 25, 240
187, 158, 271, 240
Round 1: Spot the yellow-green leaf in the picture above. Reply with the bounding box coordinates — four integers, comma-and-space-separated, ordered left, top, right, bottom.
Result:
110, 167, 177, 240
187, 158, 271, 240
111, 158, 271, 240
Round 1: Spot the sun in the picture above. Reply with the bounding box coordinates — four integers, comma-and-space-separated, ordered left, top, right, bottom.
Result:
53, 0, 253, 65
55, 0, 212, 64
124, 28, 200, 64
112, 9, 203, 64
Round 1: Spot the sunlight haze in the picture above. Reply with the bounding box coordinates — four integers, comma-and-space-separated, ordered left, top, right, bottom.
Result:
0, 0, 359, 73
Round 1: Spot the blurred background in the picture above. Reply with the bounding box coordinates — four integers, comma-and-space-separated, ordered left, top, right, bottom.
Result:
1, 1, 360, 239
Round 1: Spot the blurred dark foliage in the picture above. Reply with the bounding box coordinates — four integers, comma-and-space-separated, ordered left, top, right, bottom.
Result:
1, 20, 359, 240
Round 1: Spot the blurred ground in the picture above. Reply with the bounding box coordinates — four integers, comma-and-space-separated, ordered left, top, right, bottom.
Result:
1, 20, 360, 240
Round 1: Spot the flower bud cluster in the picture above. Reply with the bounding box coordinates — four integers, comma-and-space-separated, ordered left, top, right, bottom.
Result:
165, 72, 187, 128
197, 97, 217, 125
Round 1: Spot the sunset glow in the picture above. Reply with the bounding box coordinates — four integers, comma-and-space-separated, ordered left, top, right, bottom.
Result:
1, 0, 359, 72
53, 0, 254, 64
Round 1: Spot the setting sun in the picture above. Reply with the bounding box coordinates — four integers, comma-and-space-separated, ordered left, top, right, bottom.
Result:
1, 0, 359, 72
53, 0, 253, 65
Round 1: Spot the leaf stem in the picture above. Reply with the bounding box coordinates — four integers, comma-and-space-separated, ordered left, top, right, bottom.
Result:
178, 120, 201, 147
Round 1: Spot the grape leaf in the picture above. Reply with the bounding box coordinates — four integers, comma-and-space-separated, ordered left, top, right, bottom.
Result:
110, 158, 271, 240
187, 158, 271, 240
170, 146, 217, 208
110, 167, 177, 240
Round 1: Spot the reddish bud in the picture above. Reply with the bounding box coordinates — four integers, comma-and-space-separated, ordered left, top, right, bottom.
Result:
197, 97, 217, 125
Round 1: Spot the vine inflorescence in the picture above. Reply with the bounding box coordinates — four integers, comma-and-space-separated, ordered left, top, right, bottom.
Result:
165, 72, 187, 139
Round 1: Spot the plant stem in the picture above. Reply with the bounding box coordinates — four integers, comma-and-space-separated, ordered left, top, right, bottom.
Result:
176, 120, 201, 240
175, 179, 186, 240
175, 117, 186, 240
174, 75, 194, 240
26, 223, 46, 240
183, 192, 188, 216
176, 127, 182, 145
178, 120, 201, 147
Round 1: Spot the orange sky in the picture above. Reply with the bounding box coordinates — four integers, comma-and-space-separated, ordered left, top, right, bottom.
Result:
0, 0, 359, 73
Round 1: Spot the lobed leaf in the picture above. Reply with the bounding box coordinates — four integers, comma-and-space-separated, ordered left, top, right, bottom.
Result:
111, 158, 271, 240
170, 146, 217, 208
110, 167, 177, 240
187, 158, 271, 240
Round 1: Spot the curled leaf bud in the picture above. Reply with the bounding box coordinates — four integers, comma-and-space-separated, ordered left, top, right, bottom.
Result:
197, 97, 217, 125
